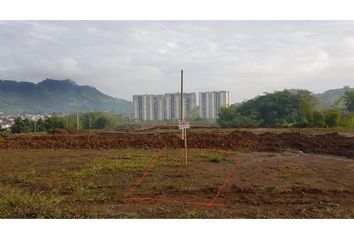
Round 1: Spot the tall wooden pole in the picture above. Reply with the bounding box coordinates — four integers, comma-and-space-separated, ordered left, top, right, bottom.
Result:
180, 70, 184, 140
76, 103, 79, 130
180, 69, 187, 165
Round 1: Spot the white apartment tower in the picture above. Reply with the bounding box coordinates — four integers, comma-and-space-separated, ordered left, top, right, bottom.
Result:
199, 91, 230, 120
133, 93, 197, 121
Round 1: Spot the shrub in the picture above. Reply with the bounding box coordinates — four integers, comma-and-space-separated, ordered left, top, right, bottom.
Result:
324, 109, 340, 127
210, 152, 226, 163
339, 112, 354, 128
311, 111, 326, 127
264, 186, 278, 193
0, 130, 11, 138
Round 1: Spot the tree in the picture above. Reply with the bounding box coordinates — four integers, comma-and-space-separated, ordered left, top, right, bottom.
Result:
310, 111, 325, 127
217, 90, 322, 128
324, 109, 340, 127
44, 115, 65, 131
11, 117, 24, 133
343, 89, 354, 112
95, 116, 110, 129
339, 112, 354, 128
298, 90, 318, 125
217, 107, 238, 127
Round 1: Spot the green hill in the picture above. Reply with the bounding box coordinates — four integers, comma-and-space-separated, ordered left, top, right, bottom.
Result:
0, 79, 132, 114
316, 86, 353, 109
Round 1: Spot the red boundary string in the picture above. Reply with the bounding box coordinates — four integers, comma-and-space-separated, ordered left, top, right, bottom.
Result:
210, 159, 241, 204
123, 148, 240, 207
123, 148, 166, 198
125, 197, 224, 207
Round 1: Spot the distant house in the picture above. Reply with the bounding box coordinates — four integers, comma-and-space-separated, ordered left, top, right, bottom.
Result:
0, 123, 11, 130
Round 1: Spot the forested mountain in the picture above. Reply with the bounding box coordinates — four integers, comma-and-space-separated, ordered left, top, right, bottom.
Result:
0, 79, 132, 114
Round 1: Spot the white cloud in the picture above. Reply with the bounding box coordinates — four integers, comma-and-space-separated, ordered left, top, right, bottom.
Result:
0, 21, 354, 102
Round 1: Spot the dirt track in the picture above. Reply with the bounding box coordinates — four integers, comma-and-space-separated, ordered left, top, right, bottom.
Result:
1, 130, 353, 158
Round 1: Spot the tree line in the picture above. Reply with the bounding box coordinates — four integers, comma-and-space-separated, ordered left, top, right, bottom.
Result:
10, 112, 131, 133
217, 89, 354, 128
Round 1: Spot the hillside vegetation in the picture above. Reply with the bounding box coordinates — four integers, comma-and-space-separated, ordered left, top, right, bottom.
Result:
0, 79, 132, 114
218, 89, 354, 128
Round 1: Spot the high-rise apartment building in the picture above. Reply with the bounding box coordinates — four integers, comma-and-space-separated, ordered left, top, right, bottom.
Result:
133, 95, 144, 121
133, 93, 196, 121
199, 91, 230, 120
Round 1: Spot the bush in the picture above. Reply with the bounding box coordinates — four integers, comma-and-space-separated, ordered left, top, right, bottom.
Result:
0, 130, 11, 138
311, 111, 325, 127
324, 109, 340, 127
339, 112, 354, 128
210, 152, 226, 163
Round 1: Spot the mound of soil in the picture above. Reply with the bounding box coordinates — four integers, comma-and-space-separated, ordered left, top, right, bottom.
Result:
1, 130, 353, 158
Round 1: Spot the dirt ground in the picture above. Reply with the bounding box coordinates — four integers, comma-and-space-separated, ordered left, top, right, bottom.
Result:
0, 147, 353, 218
0, 128, 353, 218
1, 129, 354, 157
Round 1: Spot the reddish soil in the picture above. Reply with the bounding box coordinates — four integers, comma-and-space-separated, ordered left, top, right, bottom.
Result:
0, 148, 353, 218
111, 150, 354, 218
1, 130, 353, 158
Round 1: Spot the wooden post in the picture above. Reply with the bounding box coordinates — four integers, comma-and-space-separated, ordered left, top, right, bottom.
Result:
180, 69, 188, 165
184, 127, 188, 165
181, 70, 184, 140
76, 103, 79, 130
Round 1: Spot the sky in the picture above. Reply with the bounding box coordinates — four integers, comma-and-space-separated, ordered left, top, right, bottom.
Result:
0, 20, 354, 103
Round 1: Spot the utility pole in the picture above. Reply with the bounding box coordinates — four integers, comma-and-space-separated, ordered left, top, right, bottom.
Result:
64, 113, 68, 129
89, 116, 92, 131
180, 69, 188, 166
76, 103, 79, 130
181, 69, 184, 140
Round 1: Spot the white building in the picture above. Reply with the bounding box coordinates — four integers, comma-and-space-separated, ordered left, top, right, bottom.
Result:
133, 92, 197, 121
133, 95, 144, 121
199, 91, 230, 120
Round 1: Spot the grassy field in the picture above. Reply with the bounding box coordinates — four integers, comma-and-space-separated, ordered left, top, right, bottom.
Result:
0, 147, 353, 218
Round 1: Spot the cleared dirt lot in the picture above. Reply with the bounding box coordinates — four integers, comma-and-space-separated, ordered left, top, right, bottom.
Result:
0, 148, 353, 218
0, 128, 353, 218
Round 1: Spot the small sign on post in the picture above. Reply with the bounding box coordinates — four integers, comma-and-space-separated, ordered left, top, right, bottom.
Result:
178, 121, 190, 166
178, 121, 191, 130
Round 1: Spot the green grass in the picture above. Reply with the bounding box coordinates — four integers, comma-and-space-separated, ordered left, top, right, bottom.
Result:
182, 209, 198, 218
209, 152, 226, 163
264, 185, 278, 193
72, 160, 148, 177
0, 188, 63, 218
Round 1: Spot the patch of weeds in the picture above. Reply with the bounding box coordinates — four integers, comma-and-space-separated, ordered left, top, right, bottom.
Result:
326, 201, 340, 208
156, 206, 170, 215
118, 212, 139, 219
203, 211, 217, 218
0, 172, 46, 191
72, 160, 148, 178
183, 209, 198, 218
198, 152, 209, 158
0, 189, 63, 218
69, 182, 107, 202
264, 186, 278, 193
243, 207, 264, 218
304, 202, 351, 218
0, 130, 11, 138
209, 152, 226, 163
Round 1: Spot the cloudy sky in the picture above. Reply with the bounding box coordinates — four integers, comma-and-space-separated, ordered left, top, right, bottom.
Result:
0, 21, 354, 102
